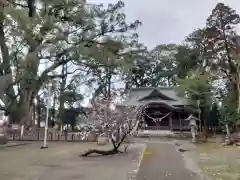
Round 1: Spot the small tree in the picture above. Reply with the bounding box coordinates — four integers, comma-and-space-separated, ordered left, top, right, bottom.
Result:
81, 98, 140, 156
219, 97, 240, 144
177, 71, 214, 141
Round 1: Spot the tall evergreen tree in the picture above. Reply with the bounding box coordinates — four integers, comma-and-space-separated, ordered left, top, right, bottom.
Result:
206, 3, 240, 108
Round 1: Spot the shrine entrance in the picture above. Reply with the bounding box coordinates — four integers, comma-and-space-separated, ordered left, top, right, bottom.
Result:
140, 102, 192, 131
142, 103, 173, 130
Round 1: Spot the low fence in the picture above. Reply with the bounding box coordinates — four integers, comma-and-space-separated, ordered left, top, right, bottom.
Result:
7, 128, 97, 142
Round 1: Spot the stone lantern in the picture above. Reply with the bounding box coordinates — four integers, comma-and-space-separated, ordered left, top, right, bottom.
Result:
185, 114, 200, 143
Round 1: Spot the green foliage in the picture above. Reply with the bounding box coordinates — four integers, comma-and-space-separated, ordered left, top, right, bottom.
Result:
0, 0, 143, 123
219, 98, 240, 126
205, 2, 240, 75
2, 0, 240, 131
127, 43, 201, 88
149, 44, 178, 86
177, 71, 213, 108
174, 45, 199, 79
126, 50, 152, 88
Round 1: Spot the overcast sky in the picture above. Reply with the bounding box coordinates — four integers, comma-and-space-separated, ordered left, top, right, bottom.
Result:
89, 0, 240, 49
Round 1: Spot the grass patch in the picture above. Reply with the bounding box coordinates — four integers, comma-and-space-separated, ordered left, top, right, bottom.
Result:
196, 142, 240, 180
202, 163, 240, 180
143, 148, 152, 156
196, 142, 224, 153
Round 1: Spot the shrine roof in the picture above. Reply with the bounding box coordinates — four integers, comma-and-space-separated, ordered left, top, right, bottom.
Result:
122, 86, 189, 106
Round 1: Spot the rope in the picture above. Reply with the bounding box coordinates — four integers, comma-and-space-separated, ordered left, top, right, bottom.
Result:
144, 112, 171, 122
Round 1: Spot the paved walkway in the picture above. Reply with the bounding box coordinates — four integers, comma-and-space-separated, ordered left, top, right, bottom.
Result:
0, 142, 145, 180
136, 142, 201, 180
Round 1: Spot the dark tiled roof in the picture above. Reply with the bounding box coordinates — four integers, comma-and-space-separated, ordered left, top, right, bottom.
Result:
122, 86, 189, 106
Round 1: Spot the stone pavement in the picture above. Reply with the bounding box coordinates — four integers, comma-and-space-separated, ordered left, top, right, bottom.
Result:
0, 142, 145, 180
136, 142, 202, 180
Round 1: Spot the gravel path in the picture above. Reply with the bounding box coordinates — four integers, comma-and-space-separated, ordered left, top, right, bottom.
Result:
136, 142, 201, 180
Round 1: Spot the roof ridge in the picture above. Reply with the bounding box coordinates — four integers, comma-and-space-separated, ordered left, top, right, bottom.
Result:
131, 87, 154, 91
157, 86, 176, 89
131, 86, 176, 91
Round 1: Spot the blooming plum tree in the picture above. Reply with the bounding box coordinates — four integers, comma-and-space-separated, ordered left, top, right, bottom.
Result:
81, 98, 142, 156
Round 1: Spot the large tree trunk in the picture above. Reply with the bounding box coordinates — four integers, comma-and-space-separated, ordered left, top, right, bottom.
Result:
81, 148, 119, 156
19, 91, 34, 124
0, 2, 15, 108
236, 71, 240, 113
51, 92, 57, 125
81, 132, 129, 157
202, 125, 208, 142
225, 124, 232, 145
16, 90, 35, 139
229, 73, 240, 110
58, 64, 67, 128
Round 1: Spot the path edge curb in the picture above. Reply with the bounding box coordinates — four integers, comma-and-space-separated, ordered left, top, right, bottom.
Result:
127, 143, 146, 180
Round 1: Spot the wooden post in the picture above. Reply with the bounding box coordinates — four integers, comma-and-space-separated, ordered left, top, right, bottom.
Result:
37, 130, 40, 140
179, 114, 182, 132
13, 131, 15, 140
169, 114, 173, 131
64, 131, 68, 141
50, 132, 53, 141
